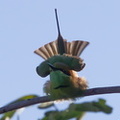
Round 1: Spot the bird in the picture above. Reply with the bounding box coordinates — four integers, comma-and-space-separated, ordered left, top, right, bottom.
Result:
34, 9, 89, 100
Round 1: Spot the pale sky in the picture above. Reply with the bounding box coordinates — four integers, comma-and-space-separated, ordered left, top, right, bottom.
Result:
0, 0, 120, 120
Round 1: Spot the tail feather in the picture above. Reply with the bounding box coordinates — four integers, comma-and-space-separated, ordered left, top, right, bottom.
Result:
68, 41, 89, 56
34, 40, 89, 60
34, 41, 58, 60
49, 41, 58, 55
34, 47, 49, 60
44, 43, 55, 57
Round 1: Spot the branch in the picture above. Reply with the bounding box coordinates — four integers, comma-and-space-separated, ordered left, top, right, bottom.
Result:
0, 86, 120, 114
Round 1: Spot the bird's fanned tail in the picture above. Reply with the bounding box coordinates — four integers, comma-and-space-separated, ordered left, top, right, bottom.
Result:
34, 40, 89, 60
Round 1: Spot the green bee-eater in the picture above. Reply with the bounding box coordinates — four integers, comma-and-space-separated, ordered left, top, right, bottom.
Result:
34, 9, 89, 100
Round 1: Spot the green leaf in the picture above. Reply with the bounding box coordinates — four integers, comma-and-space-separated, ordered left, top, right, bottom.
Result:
69, 98, 112, 114
93, 99, 112, 114
0, 110, 16, 120
0, 94, 39, 120
41, 110, 85, 120
41, 99, 112, 120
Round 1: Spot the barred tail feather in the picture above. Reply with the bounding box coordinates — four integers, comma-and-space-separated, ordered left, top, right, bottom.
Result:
67, 41, 89, 56
34, 40, 58, 60
34, 40, 89, 59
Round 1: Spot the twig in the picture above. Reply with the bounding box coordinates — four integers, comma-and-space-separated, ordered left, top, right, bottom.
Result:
83, 86, 120, 96
0, 86, 120, 114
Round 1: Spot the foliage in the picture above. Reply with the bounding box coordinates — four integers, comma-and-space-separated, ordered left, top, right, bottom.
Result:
39, 99, 112, 120
0, 95, 39, 120
0, 96, 112, 120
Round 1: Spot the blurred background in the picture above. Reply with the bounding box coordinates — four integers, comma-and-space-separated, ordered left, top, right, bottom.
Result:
0, 0, 120, 119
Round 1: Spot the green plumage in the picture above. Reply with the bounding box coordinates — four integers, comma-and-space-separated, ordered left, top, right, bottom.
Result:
34, 9, 89, 100
36, 54, 84, 77
44, 70, 85, 100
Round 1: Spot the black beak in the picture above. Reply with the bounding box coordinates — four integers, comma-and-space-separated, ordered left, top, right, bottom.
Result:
48, 63, 58, 71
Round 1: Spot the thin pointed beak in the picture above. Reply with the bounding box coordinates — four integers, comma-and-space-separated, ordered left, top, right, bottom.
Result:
80, 63, 86, 70
48, 63, 58, 71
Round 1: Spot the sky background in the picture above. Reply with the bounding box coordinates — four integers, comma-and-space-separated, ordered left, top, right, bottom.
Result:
0, 0, 120, 120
